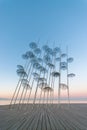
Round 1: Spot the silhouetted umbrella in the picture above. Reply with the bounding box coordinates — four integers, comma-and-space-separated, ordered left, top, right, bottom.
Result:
26, 51, 35, 59
42, 45, 49, 51
61, 53, 67, 58
42, 86, 53, 92
37, 58, 43, 63
29, 42, 37, 49
55, 57, 61, 62
67, 57, 74, 63
41, 67, 47, 73
51, 47, 60, 56
60, 61, 67, 66
35, 77, 46, 82
60, 62, 67, 70
17, 65, 24, 70
67, 73, 75, 78
42, 86, 53, 104
53, 47, 60, 53
16, 69, 28, 77
38, 66, 47, 73
36, 65, 42, 70
46, 47, 52, 55
51, 71, 60, 77
44, 54, 52, 63
61, 66, 67, 70
60, 83, 68, 90
30, 58, 38, 64
21, 79, 29, 84
22, 53, 29, 60
34, 48, 41, 55
33, 62, 40, 69
22, 82, 31, 89
32, 72, 40, 78
38, 82, 48, 89
47, 63, 55, 69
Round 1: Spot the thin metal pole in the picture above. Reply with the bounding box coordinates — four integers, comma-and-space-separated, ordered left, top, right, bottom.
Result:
25, 78, 34, 110
39, 64, 47, 104
66, 46, 70, 105
12, 61, 30, 108
9, 78, 21, 109
43, 91, 45, 104
18, 63, 33, 107
58, 48, 61, 105
17, 63, 32, 109
9, 60, 28, 109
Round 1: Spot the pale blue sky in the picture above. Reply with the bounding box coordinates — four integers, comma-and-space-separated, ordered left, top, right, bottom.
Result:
0, 0, 87, 99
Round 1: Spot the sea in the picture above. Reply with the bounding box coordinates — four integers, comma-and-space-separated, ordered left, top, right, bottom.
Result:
0, 99, 87, 105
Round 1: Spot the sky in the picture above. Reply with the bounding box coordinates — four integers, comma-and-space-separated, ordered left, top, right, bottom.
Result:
0, 0, 87, 102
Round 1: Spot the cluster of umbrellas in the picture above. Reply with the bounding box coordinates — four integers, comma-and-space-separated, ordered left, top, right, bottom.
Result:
9, 42, 75, 109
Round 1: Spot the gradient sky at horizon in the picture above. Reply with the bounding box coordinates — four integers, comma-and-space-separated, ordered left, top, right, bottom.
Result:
0, 0, 87, 100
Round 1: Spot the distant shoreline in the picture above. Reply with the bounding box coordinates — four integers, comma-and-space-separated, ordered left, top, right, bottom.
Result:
0, 97, 87, 105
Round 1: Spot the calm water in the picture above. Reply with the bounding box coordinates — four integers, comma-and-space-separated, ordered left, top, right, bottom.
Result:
0, 100, 87, 105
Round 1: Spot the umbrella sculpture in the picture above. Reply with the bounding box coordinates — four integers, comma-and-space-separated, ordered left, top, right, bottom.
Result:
9, 42, 75, 109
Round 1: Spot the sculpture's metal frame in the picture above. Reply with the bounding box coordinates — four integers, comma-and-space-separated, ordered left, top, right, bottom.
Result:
9, 42, 75, 109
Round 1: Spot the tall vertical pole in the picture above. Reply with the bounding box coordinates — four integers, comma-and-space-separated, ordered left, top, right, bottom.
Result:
58, 47, 61, 106
66, 46, 70, 106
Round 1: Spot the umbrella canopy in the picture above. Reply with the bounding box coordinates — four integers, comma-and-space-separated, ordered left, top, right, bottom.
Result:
22, 53, 29, 60
38, 82, 49, 89
67, 73, 75, 78
26, 51, 35, 59
67, 57, 74, 63
51, 71, 60, 77
42, 45, 49, 52
60, 62, 67, 70
44, 54, 52, 63
35, 77, 46, 82
60, 83, 68, 89
17, 65, 24, 70
47, 63, 55, 69
61, 53, 67, 58
21, 79, 29, 84
29, 42, 37, 49
42, 86, 53, 92
32, 72, 40, 78
34, 48, 41, 55
37, 58, 43, 63
53, 47, 60, 53
22, 82, 31, 89
16, 69, 28, 77
56, 57, 61, 62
